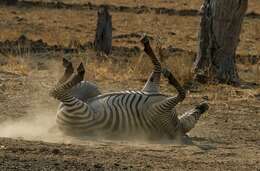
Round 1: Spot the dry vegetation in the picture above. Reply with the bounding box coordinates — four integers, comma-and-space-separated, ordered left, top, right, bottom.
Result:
0, 1, 260, 55
26, 0, 260, 12
0, 0, 259, 170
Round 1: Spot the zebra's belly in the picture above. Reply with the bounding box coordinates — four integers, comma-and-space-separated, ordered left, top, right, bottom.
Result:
56, 92, 172, 139
56, 110, 162, 139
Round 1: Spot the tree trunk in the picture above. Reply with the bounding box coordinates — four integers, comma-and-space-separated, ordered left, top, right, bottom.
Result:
94, 5, 112, 56
194, 0, 248, 85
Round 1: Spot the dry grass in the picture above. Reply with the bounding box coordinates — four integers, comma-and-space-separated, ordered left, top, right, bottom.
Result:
27, 0, 260, 12
2, 48, 258, 92
0, 0, 259, 94
68, 49, 194, 90
1, 56, 30, 76
237, 62, 260, 84
0, 4, 259, 55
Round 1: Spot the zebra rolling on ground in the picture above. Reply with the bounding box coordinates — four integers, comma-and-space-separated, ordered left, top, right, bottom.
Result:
50, 36, 209, 140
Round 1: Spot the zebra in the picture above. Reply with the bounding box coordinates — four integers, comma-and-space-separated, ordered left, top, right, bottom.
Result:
50, 36, 209, 140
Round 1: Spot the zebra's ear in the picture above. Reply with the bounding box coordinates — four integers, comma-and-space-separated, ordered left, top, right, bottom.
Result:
77, 63, 85, 75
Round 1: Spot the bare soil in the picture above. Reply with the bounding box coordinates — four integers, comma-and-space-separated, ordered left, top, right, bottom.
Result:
0, 1, 259, 170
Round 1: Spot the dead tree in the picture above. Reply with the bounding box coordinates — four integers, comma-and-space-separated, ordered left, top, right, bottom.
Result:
193, 0, 248, 85
94, 5, 112, 56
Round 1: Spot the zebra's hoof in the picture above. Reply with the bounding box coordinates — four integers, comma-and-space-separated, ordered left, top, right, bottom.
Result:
162, 68, 172, 78
62, 58, 72, 68
195, 101, 209, 113
77, 63, 85, 75
140, 34, 149, 44
180, 134, 193, 145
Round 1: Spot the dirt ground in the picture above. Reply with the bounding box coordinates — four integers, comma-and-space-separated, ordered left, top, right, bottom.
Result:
0, 1, 260, 171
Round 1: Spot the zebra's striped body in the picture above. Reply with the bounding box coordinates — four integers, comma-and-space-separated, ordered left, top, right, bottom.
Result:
57, 90, 180, 139
51, 36, 209, 140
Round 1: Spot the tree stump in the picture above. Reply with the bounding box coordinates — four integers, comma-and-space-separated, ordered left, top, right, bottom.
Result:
94, 5, 112, 56
193, 0, 248, 85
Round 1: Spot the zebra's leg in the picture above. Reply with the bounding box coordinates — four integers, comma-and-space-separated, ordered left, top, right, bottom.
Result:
179, 102, 209, 133
140, 35, 161, 93
50, 63, 92, 125
155, 68, 186, 111
58, 58, 101, 102
57, 58, 74, 85
50, 63, 85, 102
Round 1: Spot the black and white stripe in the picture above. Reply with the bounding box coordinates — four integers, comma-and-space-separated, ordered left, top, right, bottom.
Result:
50, 36, 208, 139
54, 90, 180, 139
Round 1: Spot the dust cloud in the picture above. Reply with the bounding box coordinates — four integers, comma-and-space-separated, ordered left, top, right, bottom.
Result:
0, 57, 68, 143
0, 108, 65, 143
0, 57, 90, 144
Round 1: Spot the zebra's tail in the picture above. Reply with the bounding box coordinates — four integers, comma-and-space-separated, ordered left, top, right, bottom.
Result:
179, 101, 209, 134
